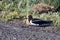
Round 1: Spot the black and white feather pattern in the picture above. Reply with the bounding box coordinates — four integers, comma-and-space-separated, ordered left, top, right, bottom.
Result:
28, 15, 52, 26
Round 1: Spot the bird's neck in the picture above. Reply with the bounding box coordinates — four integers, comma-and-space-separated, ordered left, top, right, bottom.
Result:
30, 20, 32, 23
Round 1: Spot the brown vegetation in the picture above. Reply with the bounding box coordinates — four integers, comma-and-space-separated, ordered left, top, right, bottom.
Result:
33, 3, 55, 14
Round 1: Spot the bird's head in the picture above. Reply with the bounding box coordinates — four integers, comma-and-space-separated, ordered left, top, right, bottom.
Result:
28, 15, 33, 22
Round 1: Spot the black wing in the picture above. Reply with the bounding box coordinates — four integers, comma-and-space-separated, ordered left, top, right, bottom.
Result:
32, 19, 52, 24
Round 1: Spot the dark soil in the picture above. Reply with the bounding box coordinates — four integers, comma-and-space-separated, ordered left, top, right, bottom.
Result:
0, 19, 60, 40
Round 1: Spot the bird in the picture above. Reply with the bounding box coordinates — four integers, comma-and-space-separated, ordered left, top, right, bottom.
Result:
27, 15, 52, 26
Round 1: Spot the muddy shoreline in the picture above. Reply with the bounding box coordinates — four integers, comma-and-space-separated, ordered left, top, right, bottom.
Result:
0, 19, 60, 40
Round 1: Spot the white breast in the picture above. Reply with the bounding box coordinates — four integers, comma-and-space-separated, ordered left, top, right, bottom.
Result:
30, 20, 39, 26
